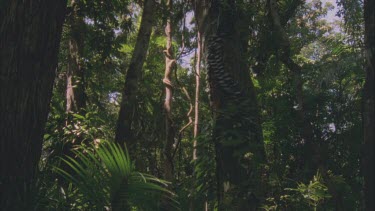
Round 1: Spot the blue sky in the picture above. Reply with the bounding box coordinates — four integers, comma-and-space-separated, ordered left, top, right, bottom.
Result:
321, 0, 340, 22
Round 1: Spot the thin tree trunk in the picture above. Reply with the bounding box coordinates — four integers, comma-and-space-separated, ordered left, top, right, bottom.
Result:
115, 0, 155, 148
268, 0, 320, 176
59, 2, 87, 189
0, 0, 67, 209
162, 0, 175, 181
189, 31, 202, 211
194, 0, 266, 209
66, 0, 86, 114
193, 31, 201, 160
363, 0, 374, 209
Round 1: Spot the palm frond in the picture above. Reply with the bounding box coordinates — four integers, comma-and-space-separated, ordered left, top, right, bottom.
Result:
54, 141, 178, 210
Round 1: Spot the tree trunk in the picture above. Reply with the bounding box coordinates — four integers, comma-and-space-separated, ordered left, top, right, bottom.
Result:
189, 31, 202, 211
193, 31, 201, 161
63, 0, 86, 152
115, 0, 155, 148
66, 0, 86, 114
268, 0, 320, 176
363, 0, 374, 209
59, 1, 87, 187
162, 0, 176, 182
194, 1, 266, 209
0, 0, 67, 209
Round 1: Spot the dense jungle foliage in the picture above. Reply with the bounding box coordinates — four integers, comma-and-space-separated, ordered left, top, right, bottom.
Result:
0, 0, 374, 210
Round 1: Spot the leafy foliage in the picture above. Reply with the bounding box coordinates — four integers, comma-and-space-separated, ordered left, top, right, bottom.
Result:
285, 171, 331, 210
34, 0, 367, 209
55, 141, 178, 210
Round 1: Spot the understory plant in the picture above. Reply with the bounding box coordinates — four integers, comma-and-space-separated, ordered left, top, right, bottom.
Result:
55, 141, 178, 210
285, 171, 331, 210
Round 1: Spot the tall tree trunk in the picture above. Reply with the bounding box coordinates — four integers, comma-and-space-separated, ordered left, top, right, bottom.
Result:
162, 0, 175, 182
194, 1, 266, 209
193, 31, 201, 161
189, 31, 202, 211
0, 0, 67, 209
268, 0, 320, 176
59, 1, 87, 188
66, 0, 86, 114
363, 0, 374, 209
63, 0, 86, 153
115, 0, 155, 148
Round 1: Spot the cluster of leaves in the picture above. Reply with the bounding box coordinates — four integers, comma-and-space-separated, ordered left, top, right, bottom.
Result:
263, 171, 331, 211
285, 171, 331, 210
55, 141, 178, 210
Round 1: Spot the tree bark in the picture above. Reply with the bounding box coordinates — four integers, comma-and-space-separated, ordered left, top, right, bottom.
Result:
115, 0, 155, 148
193, 31, 201, 160
66, 0, 86, 114
0, 0, 67, 209
194, 1, 266, 209
363, 0, 374, 209
162, 0, 176, 182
